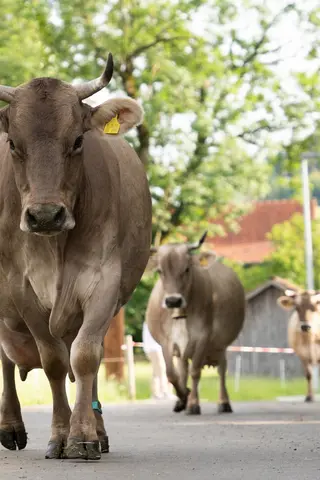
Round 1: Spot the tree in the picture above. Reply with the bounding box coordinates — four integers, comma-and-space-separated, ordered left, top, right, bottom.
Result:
268, 213, 320, 289
3, 1, 320, 338
222, 259, 274, 293
0, 1, 48, 88
30, 0, 320, 242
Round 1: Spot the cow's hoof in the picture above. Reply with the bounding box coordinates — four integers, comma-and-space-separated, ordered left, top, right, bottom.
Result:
218, 402, 233, 413
305, 395, 313, 403
100, 435, 109, 453
0, 427, 27, 451
173, 399, 187, 412
186, 404, 201, 415
173, 388, 190, 413
63, 438, 101, 460
45, 440, 65, 459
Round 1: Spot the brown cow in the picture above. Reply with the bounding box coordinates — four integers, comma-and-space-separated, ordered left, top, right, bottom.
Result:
0, 53, 152, 460
277, 289, 320, 402
146, 232, 245, 415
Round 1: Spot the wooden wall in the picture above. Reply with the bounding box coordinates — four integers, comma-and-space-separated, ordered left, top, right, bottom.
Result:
227, 286, 303, 378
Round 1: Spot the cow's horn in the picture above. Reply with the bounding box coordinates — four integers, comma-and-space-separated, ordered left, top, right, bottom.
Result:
150, 246, 158, 253
0, 85, 16, 103
188, 231, 208, 251
74, 53, 114, 100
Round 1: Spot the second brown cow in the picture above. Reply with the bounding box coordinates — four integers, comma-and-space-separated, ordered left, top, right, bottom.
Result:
146, 232, 245, 415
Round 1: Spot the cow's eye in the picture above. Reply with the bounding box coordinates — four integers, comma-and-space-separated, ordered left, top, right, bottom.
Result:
185, 267, 190, 274
9, 139, 15, 151
156, 267, 162, 275
73, 135, 84, 151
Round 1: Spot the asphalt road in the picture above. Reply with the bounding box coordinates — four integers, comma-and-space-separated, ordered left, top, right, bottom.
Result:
1, 400, 320, 480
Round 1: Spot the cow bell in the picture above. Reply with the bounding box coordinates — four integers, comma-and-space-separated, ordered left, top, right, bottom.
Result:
171, 308, 187, 320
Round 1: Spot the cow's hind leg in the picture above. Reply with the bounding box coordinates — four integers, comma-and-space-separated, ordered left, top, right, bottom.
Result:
92, 371, 109, 453
0, 347, 27, 451
217, 354, 232, 413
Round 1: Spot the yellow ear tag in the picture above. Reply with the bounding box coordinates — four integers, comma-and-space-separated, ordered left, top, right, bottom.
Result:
103, 115, 120, 135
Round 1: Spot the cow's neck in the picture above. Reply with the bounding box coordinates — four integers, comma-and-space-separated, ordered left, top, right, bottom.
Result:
188, 266, 213, 313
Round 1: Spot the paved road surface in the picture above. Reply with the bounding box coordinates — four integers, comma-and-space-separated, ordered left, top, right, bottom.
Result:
1, 400, 320, 480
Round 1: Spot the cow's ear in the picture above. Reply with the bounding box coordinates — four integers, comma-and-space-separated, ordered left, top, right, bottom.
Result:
312, 293, 320, 306
0, 106, 9, 133
90, 98, 143, 135
277, 296, 295, 310
195, 250, 217, 267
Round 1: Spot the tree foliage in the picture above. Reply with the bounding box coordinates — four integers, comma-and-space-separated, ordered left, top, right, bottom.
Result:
268, 213, 320, 289
2, 1, 320, 337
12, 0, 319, 242
0, 1, 47, 88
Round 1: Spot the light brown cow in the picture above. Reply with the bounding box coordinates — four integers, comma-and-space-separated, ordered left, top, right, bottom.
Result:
146, 232, 245, 414
277, 289, 320, 402
0, 53, 152, 460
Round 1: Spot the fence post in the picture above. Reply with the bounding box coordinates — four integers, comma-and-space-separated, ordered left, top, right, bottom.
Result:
234, 355, 241, 392
312, 365, 319, 392
279, 359, 286, 389
65, 377, 71, 405
126, 335, 136, 400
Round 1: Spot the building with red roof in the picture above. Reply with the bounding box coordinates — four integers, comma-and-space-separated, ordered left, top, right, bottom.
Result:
208, 199, 318, 264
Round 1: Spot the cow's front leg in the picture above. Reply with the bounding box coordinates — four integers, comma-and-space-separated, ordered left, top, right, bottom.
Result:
303, 362, 313, 402
187, 337, 208, 415
17, 282, 71, 459
0, 347, 27, 451
163, 347, 189, 412
217, 353, 233, 413
64, 276, 119, 460
37, 339, 72, 458
92, 364, 109, 453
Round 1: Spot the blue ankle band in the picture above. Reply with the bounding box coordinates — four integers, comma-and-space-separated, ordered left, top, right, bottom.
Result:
92, 401, 102, 414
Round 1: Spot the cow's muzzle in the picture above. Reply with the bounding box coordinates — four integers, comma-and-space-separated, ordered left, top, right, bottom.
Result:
164, 294, 186, 309
301, 324, 311, 333
22, 203, 75, 235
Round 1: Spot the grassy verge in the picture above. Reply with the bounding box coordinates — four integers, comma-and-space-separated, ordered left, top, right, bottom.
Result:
0, 361, 307, 406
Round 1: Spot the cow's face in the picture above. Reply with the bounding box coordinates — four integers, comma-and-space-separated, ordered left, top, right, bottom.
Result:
277, 289, 320, 332
149, 232, 212, 317
0, 54, 143, 236
156, 244, 193, 311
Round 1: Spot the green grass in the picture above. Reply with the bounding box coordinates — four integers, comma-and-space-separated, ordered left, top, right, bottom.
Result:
0, 361, 308, 406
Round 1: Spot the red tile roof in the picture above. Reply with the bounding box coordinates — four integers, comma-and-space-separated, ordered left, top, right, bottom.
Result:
208, 199, 317, 263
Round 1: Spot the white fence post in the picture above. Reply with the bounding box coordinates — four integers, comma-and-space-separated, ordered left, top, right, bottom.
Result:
312, 365, 319, 392
234, 355, 241, 392
126, 335, 136, 400
279, 359, 286, 389
65, 377, 71, 405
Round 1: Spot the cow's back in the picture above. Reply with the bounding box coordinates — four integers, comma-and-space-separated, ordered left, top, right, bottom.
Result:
97, 134, 152, 306
206, 260, 245, 349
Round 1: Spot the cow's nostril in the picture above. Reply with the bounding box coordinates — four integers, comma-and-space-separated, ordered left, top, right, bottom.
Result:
25, 204, 68, 232
53, 206, 66, 226
165, 296, 183, 309
301, 324, 311, 332
26, 209, 38, 229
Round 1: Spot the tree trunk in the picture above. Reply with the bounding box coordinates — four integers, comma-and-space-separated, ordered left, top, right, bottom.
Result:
103, 308, 125, 382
